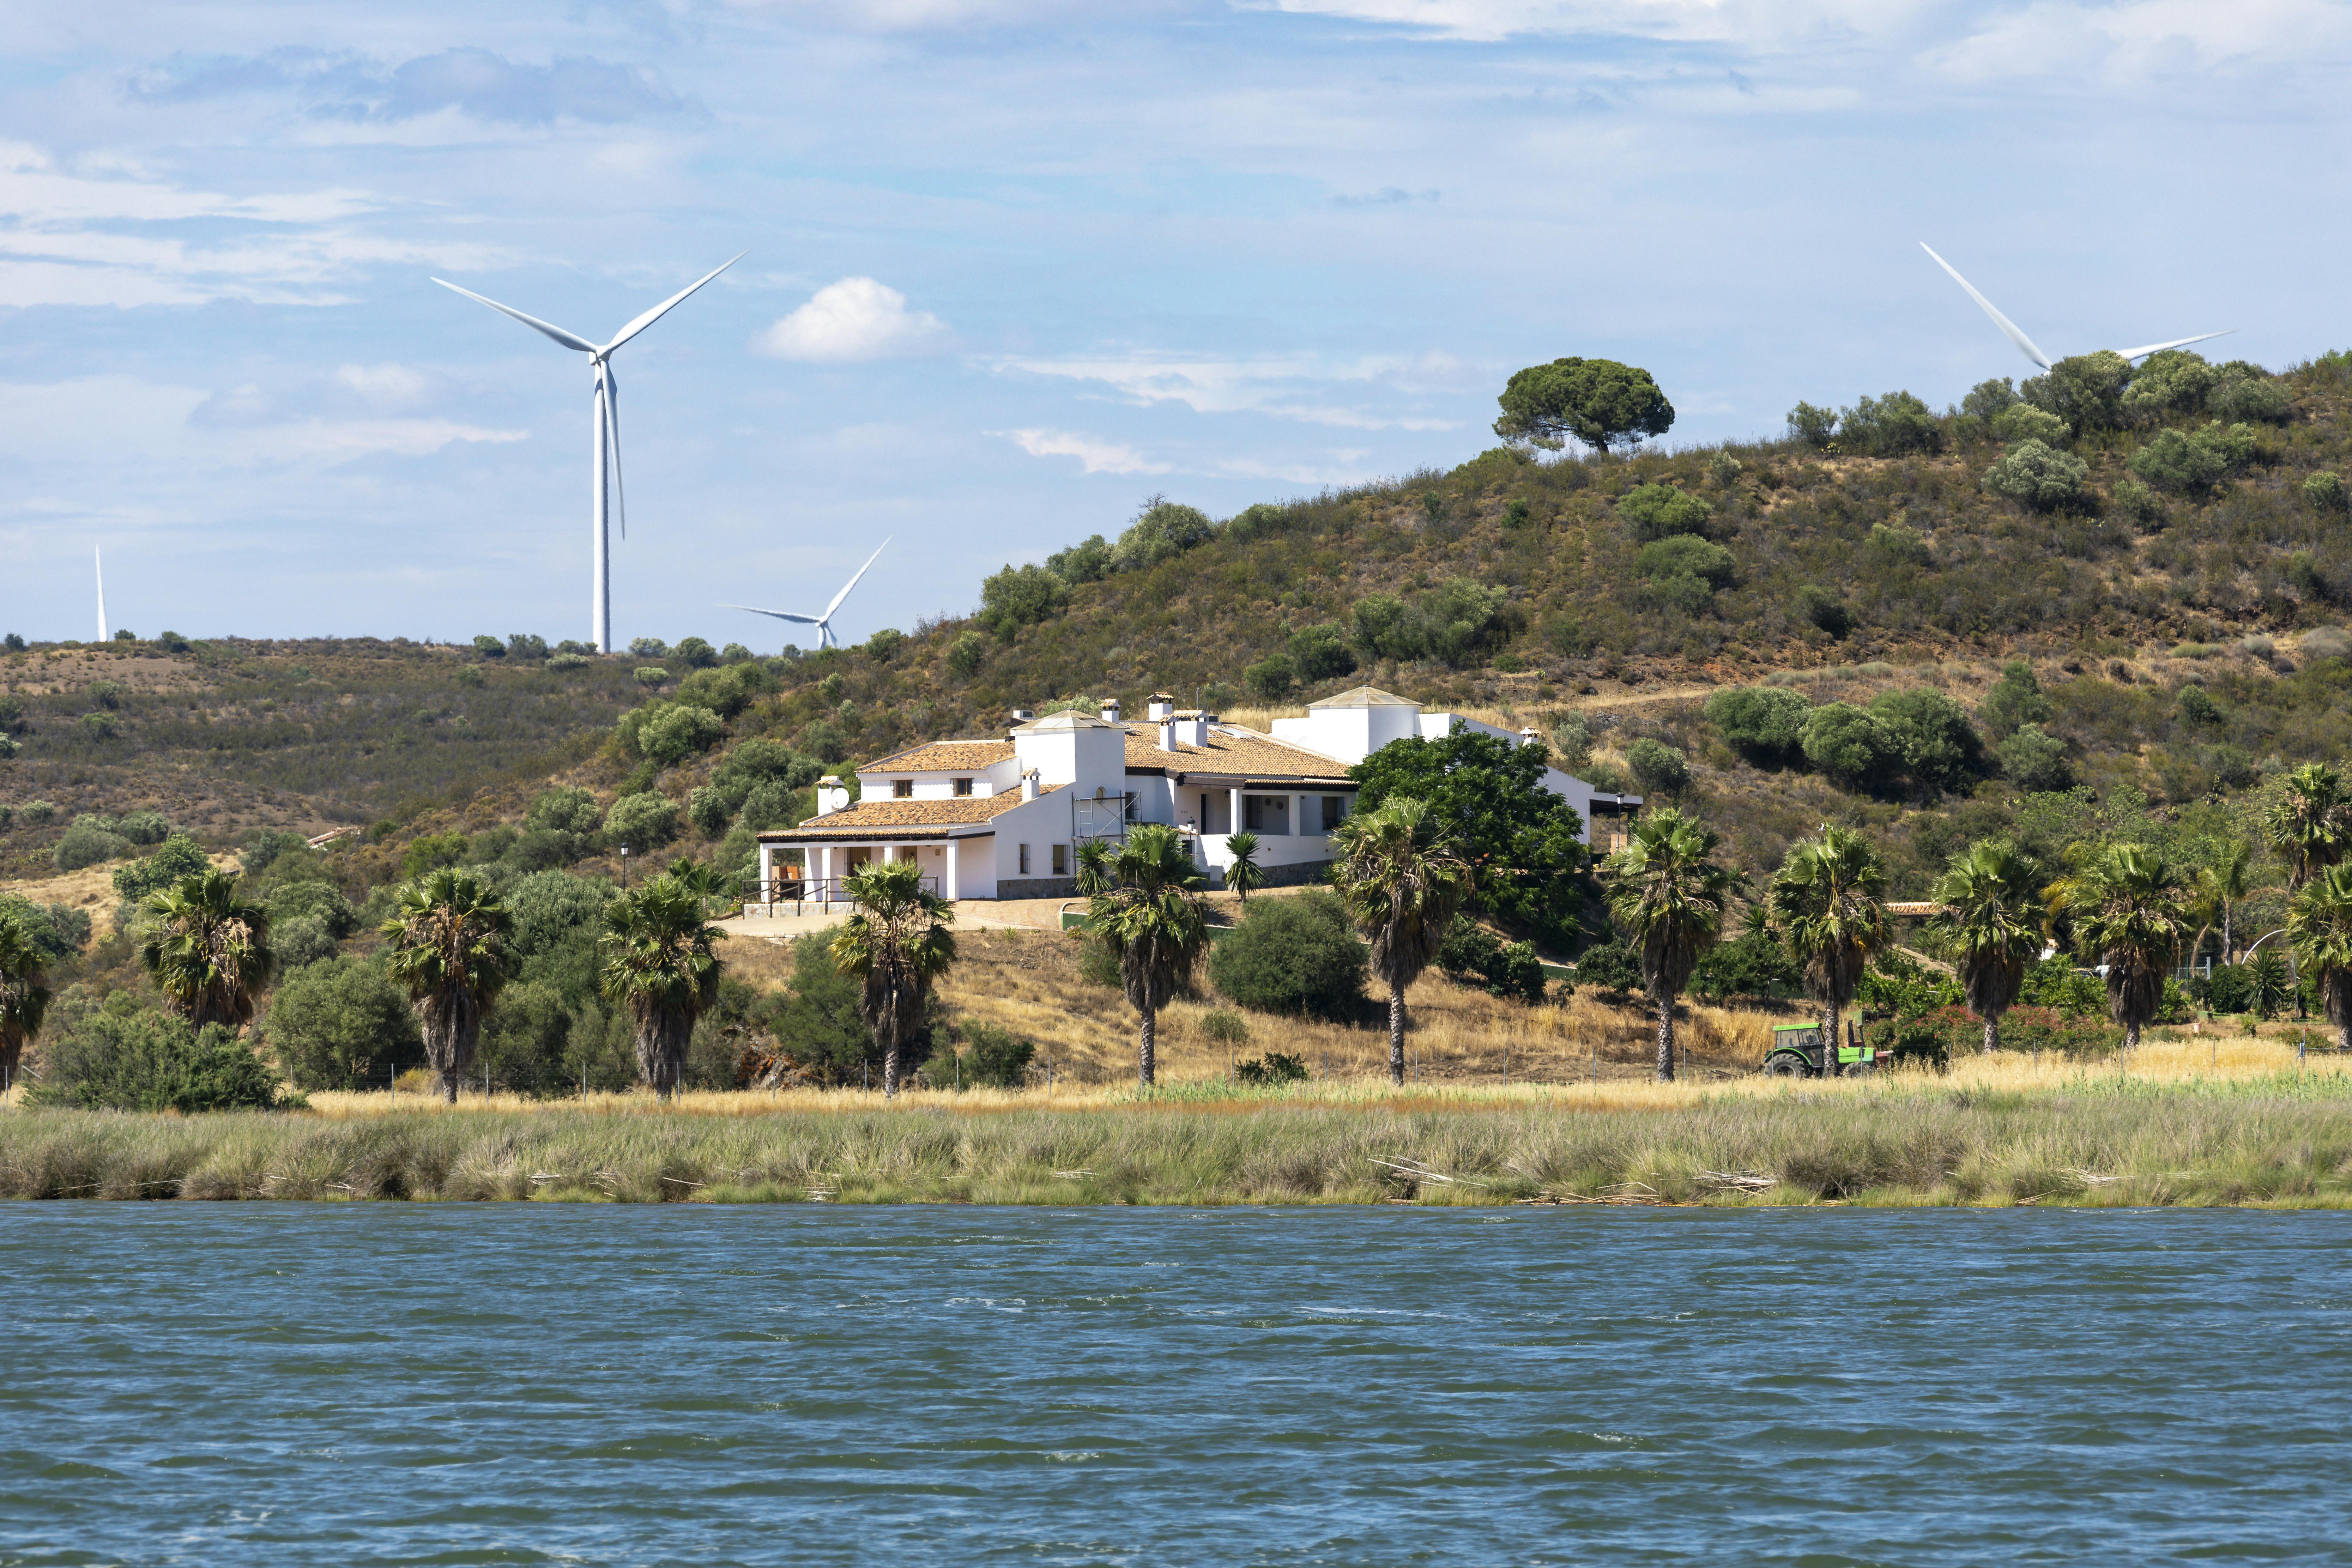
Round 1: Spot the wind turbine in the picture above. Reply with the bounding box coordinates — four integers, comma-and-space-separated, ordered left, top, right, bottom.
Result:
433, 253, 745, 654
93, 546, 108, 644
1920, 243, 2233, 370
721, 539, 892, 650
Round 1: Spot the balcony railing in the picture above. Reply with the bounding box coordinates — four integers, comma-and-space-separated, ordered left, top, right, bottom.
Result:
739, 873, 939, 914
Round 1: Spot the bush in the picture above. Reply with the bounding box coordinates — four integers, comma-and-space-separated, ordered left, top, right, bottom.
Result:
1792, 585, 1852, 636
1705, 686, 1810, 767
766, 934, 881, 1085
546, 652, 592, 671
1624, 737, 1689, 796
1573, 938, 1640, 998
1963, 377, 2018, 421
1113, 496, 1217, 572
264, 957, 424, 1090
1436, 915, 1546, 1003
1868, 688, 1986, 793
947, 631, 988, 677
677, 663, 766, 719
1287, 623, 1357, 683
926, 1021, 1035, 1090
399, 830, 470, 879
1198, 1008, 1250, 1046
1838, 390, 1939, 456
980, 563, 1069, 638
2122, 349, 2214, 419
1244, 654, 1295, 702
1979, 660, 2051, 738
1207, 890, 1369, 1021
1998, 724, 2073, 791
1235, 1052, 1308, 1085
2304, 472, 2348, 512
1635, 535, 1736, 589
26, 1006, 298, 1111
472, 635, 506, 659
114, 810, 170, 846
240, 828, 310, 876
2129, 421, 2257, 494
111, 835, 212, 906
633, 666, 670, 688
637, 704, 726, 767
2022, 351, 2132, 433
1799, 703, 1899, 790
1616, 483, 1714, 542
1690, 930, 1802, 1003
1787, 401, 1837, 447
0, 895, 89, 963
1982, 439, 2089, 509
673, 636, 718, 668
53, 822, 132, 872
527, 786, 604, 836
602, 792, 679, 849
2206, 362, 2291, 425
1992, 402, 2069, 446
1045, 534, 1112, 584
507, 634, 549, 661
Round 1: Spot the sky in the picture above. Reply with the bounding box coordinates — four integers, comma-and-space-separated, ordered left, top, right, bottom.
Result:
4, 0, 2348, 650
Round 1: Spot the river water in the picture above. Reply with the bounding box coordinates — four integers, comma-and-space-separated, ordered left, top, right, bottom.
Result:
3, 1206, 2348, 1565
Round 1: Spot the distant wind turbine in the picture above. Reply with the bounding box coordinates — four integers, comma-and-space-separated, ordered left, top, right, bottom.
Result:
722, 539, 892, 650
433, 253, 746, 654
1920, 243, 2233, 371
94, 546, 108, 644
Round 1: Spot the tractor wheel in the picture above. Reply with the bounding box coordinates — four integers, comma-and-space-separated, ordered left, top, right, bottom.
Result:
1762, 1053, 1806, 1078
1842, 1059, 1877, 1078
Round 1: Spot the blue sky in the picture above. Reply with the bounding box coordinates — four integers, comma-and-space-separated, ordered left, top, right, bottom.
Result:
4, 0, 2347, 649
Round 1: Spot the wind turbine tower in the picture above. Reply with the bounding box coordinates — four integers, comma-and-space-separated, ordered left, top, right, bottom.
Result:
94, 546, 108, 644
434, 254, 745, 654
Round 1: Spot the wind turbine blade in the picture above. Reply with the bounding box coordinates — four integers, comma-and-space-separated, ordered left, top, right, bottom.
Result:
2114, 329, 2237, 362
720, 604, 823, 624
823, 538, 892, 622
1919, 243, 2052, 370
431, 278, 598, 353
601, 362, 626, 541
603, 252, 747, 354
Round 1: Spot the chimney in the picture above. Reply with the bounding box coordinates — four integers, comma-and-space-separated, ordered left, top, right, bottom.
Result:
815, 775, 849, 816
1520, 726, 1540, 747
1172, 708, 1210, 747
1021, 768, 1040, 801
1146, 692, 1175, 722
1100, 697, 1122, 724
1159, 718, 1179, 751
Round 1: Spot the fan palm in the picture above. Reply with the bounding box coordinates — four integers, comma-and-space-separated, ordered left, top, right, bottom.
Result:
2192, 839, 2259, 965
830, 858, 956, 1098
1225, 831, 1266, 902
382, 868, 516, 1103
2052, 842, 2191, 1057
1331, 798, 1473, 1085
1606, 807, 1736, 1081
2290, 864, 2352, 1052
2263, 763, 2346, 890
1768, 826, 1887, 1076
601, 872, 726, 1100
1931, 839, 2046, 1054
0, 914, 52, 1088
1074, 838, 1116, 896
666, 856, 730, 919
139, 868, 272, 1031
1089, 824, 1210, 1087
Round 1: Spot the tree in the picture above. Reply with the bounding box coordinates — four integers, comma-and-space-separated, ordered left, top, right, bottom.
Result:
1635, 535, 1735, 589
979, 563, 1069, 638
1348, 728, 1587, 950
1495, 357, 1675, 453
0, 911, 52, 1086
1869, 688, 1988, 794
264, 956, 424, 1091
1605, 808, 1736, 1081
1799, 703, 1900, 791
1982, 439, 2090, 510
1088, 824, 1210, 1086
823, 860, 947, 1098
1287, 623, 1357, 683
1225, 831, 1265, 902
139, 868, 273, 1032
2289, 863, 2352, 1053
1207, 889, 1370, 1022
1625, 738, 1689, 797
2262, 763, 2346, 889
1705, 686, 1810, 768
1931, 839, 2046, 1054
1979, 660, 2051, 738
1769, 826, 1888, 1074
382, 868, 517, 1103
2052, 842, 2190, 1057
1617, 484, 1714, 541
2023, 351, 2132, 433
603, 873, 727, 1099
2193, 838, 2259, 964
1331, 798, 1473, 1084
1999, 725, 2073, 792
1113, 496, 1216, 572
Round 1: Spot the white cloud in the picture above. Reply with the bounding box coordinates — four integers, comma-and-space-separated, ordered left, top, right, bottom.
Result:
756, 277, 951, 362
999, 351, 1461, 429
1921, 0, 2352, 83
995, 428, 1171, 474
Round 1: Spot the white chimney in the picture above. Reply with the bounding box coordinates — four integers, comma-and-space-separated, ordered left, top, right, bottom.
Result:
1021, 768, 1041, 801
1159, 718, 1179, 751
815, 776, 849, 815
1172, 709, 1210, 747
1520, 726, 1540, 747
1100, 697, 1122, 724
1146, 692, 1175, 722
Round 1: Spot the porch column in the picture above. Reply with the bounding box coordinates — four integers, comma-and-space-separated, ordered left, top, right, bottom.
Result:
945, 839, 961, 902
1228, 786, 1242, 841
758, 842, 774, 910
1292, 793, 1304, 844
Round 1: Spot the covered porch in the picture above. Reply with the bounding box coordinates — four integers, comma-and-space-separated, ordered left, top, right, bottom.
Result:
752, 832, 987, 912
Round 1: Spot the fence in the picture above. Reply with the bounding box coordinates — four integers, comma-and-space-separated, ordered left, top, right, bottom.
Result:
738, 873, 939, 915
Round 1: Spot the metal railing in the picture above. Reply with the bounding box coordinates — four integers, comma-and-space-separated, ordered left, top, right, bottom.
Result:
739, 872, 939, 914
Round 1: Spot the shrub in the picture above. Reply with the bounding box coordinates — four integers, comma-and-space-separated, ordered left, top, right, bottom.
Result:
1979, 659, 2052, 738
1113, 496, 1217, 572
1045, 534, 1112, 584
2305, 472, 2348, 511
399, 830, 470, 879
1436, 916, 1546, 1003
629, 637, 669, 658
546, 652, 593, 671
602, 791, 679, 849
677, 663, 766, 719
1838, 390, 1939, 456
1198, 1008, 1250, 1046
1235, 1052, 1309, 1085
1705, 686, 1810, 767
53, 822, 132, 872
0, 895, 90, 963
113, 809, 170, 845
1799, 703, 1899, 790
767, 933, 881, 1084
1287, 623, 1357, 683
2122, 349, 2214, 419
2206, 362, 2291, 424
688, 786, 732, 840
1793, 584, 1852, 636
1573, 938, 1639, 998
2129, 421, 2257, 494
1624, 737, 1689, 796
1868, 688, 1986, 793
112, 836, 213, 905
240, 828, 310, 877
22, 801, 57, 825
26, 1007, 297, 1111
264, 957, 424, 1090
1786, 401, 1837, 447
673, 636, 718, 669
2302, 628, 2352, 661
947, 631, 988, 677
1962, 378, 2018, 420
1982, 439, 2089, 509
980, 563, 1069, 638
507, 634, 549, 661
637, 704, 726, 767
2178, 684, 2221, 727
1244, 654, 1295, 702
1635, 535, 1735, 589
1690, 930, 1802, 1003
633, 666, 670, 688
527, 786, 604, 836
1991, 402, 2069, 446
1616, 483, 1714, 542
471, 635, 505, 659
2111, 476, 2164, 527
927, 1021, 1035, 1090
1206, 890, 1369, 1021
2022, 351, 2131, 433
1999, 724, 2073, 791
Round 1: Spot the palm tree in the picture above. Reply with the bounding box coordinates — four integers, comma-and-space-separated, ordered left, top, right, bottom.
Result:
601, 872, 726, 1100
666, 856, 730, 919
1768, 826, 1888, 1077
2192, 839, 2259, 966
830, 859, 956, 1098
382, 868, 516, 1103
0, 914, 52, 1089
2053, 842, 2191, 1058
1225, 831, 1266, 902
1090, 824, 1211, 1086
1930, 839, 2045, 1054
1074, 838, 1116, 896
1332, 798, 1473, 1085
2289, 863, 2352, 1052
139, 868, 272, 1031
1606, 808, 1736, 1081
2263, 763, 2346, 890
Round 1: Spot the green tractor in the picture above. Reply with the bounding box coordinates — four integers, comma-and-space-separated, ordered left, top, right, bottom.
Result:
1763, 1018, 1890, 1078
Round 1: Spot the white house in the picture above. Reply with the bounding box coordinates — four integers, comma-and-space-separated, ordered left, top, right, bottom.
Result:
752, 686, 1638, 903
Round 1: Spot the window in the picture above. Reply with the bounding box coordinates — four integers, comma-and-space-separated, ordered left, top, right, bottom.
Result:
1243, 795, 1289, 835
1051, 843, 1068, 876
1019, 843, 1030, 874
893, 779, 913, 798
1322, 795, 1344, 831
953, 777, 973, 797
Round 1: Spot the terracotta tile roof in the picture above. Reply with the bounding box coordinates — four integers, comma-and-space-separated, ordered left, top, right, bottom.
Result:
1120, 724, 1355, 783
859, 739, 1015, 773
759, 784, 1062, 840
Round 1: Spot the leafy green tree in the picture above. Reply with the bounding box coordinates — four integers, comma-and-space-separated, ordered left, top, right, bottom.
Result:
1436, 915, 1547, 1003
2303, 472, 2348, 513
979, 563, 1069, 638
53, 820, 132, 872
1838, 390, 1940, 456
1606, 807, 1736, 1080
1089, 824, 1210, 1086
1982, 439, 2090, 509
1980, 660, 2053, 738
1931, 839, 2046, 1054
111, 835, 213, 906
1287, 623, 1357, 683
1991, 403, 2069, 445
2206, 362, 2291, 425
2193, 838, 2259, 963
25, 1008, 293, 1112
1635, 535, 1735, 589
636, 703, 726, 765
1113, 496, 1216, 572
1352, 593, 1419, 661
2289, 864, 2352, 1052
947, 630, 988, 677
1869, 688, 1987, 794
472, 634, 506, 659
1348, 728, 1589, 949
1420, 578, 1510, 665
2129, 422, 2257, 494
1770, 826, 1888, 1071
264, 956, 424, 1090
603, 791, 681, 850
1494, 357, 1675, 453
1224, 831, 1265, 902
527, 786, 604, 836
1799, 703, 1899, 791
2121, 349, 2214, 419
1244, 654, 1295, 702
830, 859, 954, 1097
1705, 686, 1810, 768
1786, 401, 1838, 447
1331, 798, 1473, 1084
1207, 889, 1370, 1021
2052, 842, 2191, 1056
1625, 737, 1689, 797
2023, 351, 2132, 433
1045, 533, 1112, 584
0, 910, 52, 1085
140, 868, 273, 1031
1616, 483, 1714, 542
766, 934, 879, 1085
673, 636, 719, 669
383, 868, 516, 1103
1792, 585, 1852, 636
604, 873, 727, 1099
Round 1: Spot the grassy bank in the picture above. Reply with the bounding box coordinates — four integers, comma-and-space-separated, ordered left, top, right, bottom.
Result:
8, 1053, 2352, 1206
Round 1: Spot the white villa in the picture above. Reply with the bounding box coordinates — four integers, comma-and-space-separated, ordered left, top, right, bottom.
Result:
753, 686, 1640, 903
